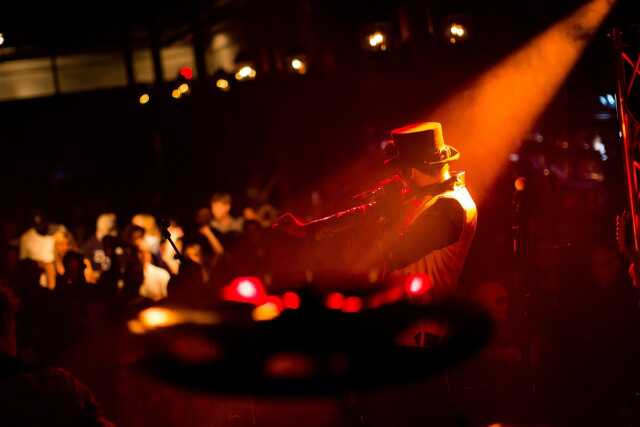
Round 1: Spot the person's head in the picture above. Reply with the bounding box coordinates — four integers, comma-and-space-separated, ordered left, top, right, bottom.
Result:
405, 163, 451, 187
0, 284, 18, 356
122, 224, 146, 247
195, 207, 212, 227
31, 211, 49, 236
386, 122, 457, 186
96, 213, 117, 241
62, 251, 86, 285
132, 213, 159, 236
210, 193, 232, 220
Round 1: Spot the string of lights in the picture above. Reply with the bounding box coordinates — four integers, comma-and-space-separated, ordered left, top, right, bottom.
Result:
134, 21, 470, 105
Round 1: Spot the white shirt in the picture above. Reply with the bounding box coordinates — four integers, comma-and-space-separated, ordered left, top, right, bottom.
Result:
19, 228, 55, 263
210, 216, 244, 234
139, 263, 170, 301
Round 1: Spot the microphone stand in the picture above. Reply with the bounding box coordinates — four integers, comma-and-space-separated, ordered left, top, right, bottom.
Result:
159, 218, 185, 262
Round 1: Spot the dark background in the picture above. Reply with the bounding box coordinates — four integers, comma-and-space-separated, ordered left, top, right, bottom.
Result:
0, 0, 630, 225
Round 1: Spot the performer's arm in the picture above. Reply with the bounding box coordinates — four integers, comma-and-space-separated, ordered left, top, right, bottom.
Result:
387, 198, 464, 270
305, 202, 377, 240
273, 176, 406, 239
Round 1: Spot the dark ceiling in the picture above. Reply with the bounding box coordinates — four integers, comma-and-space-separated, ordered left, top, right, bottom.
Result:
0, 0, 635, 57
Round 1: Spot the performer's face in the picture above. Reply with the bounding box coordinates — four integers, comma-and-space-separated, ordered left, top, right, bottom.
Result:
403, 164, 449, 187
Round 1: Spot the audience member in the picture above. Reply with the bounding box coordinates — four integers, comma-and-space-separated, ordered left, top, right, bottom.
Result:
196, 207, 224, 256
19, 212, 56, 289
82, 213, 117, 274
58, 251, 90, 289
209, 193, 243, 235
53, 226, 74, 276
132, 213, 162, 256
138, 244, 170, 302
0, 284, 114, 426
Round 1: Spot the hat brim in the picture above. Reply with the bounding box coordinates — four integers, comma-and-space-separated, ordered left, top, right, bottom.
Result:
384, 145, 460, 167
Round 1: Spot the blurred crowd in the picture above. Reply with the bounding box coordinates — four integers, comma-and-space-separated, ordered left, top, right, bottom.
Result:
3, 192, 280, 306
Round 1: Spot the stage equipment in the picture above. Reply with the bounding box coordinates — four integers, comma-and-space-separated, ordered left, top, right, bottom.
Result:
613, 27, 640, 288
159, 218, 184, 262
429, 0, 615, 201
127, 287, 492, 396
235, 64, 257, 81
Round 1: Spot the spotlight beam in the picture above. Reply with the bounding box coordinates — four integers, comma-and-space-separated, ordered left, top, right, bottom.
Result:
429, 0, 615, 200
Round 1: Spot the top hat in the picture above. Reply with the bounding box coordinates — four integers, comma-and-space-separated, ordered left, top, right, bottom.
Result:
384, 122, 460, 169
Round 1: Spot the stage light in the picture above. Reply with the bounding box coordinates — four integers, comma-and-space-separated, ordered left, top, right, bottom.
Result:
514, 177, 527, 191
171, 89, 181, 99
235, 65, 257, 81
134, 307, 219, 332
342, 296, 363, 313
409, 277, 424, 294
223, 276, 266, 305
216, 78, 230, 91
237, 279, 258, 298
367, 31, 386, 50
178, 83, 190, 94
405, 274, 431, 296
290, 57, 307, 75
0, 33, 4, 46
450, 23, 466, 37
138, 93, 150, 105
326, 292, 344, 310
282, 291, 301, 309
139, 307, 177, 329
252, 301, 280, 321
428, 0, 615, 201
179, 66, 193, 80
447, 22, 467, 44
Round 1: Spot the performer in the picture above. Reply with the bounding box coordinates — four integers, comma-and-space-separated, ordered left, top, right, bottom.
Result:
274, 122, 477, 294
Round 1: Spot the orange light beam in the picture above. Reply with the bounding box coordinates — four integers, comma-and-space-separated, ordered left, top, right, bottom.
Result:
430, 0, 615, 201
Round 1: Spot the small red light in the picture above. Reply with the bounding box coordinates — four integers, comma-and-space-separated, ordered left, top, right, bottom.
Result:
237, 280, 257, 298
179, 66, 193, 80
223, 277, 266, 305
326, 292, 344, 310
342, 296, 362, 313
282, 292, 301, 309
405, 274, 431, 296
